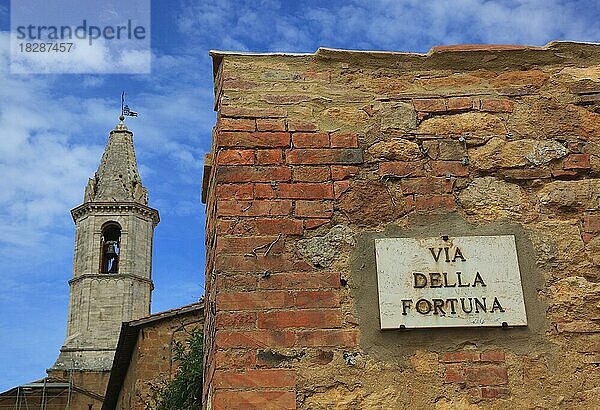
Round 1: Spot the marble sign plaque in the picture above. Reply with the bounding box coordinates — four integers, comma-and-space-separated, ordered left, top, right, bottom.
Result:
375, 235, 527, 329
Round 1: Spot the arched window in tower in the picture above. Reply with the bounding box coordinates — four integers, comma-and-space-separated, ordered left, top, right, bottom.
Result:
100, 222, 121, 273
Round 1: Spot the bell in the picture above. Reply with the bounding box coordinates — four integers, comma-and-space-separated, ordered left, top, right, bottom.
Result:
105, 241, 117, 255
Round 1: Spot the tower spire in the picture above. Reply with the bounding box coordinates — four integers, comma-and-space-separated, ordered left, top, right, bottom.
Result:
83, 118, 148, 204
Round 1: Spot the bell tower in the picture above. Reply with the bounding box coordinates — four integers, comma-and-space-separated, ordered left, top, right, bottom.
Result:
50, 116, 159, 376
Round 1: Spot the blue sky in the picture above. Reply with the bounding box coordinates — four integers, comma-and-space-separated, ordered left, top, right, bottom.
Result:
0, 0, 598, 392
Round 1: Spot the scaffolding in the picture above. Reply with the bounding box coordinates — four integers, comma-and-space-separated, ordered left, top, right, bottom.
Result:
0, 375, 104, 410
0, 381, 71, 410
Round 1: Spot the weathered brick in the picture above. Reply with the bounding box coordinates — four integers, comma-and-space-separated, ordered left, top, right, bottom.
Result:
219, 106, 286, 118
413, 98, 446, 112
400, 177, 454, 194
215, 274, 258, 290
256, 149, 283, 165
287, 149, 363, 165
294, 290, 340, 308
217, 200, 292, 217
258, 309, 342, 329
305, 69, 330, 81
331, 165, 359, 180
216, 236, 284, 254
216, 254, 311, 272
218, 131, 290, 148
431, 161, 469, 177
216, 166, 291, 183
304, 219, 330, 229
296, 330, 358, 347
212, 390, 296, 410
480, 351, 506, 362
292, 166, 331, 182
258, 272, 340, 290
294, 200, 334, 218
447, 97, 474, 111
216, 290, 293, 310
333, 180, 351, 199
563, 153, 591, 170
215, 330, 296, 348
214, 350, 257, 369
480, 98, 513, 112
256, 118, 286, 131
216, 149, 254, 165
214, 369, 296, 389
216, 311, 257, 328
464, 365, 508, 386
288, 120, 318, 132
255, 182, 334, 199
292, 132, 329, 148
379, 161, 425, 177
266, 94, 310, 105
444, 364, 465, 383
216, 184, 254, 200
551, 169, 578, 178
480, 386, 511, 399
330, 133, 358, 148
222, 78, 257, 90
216, 218, 305, 236
412, 194, 456, 212
215, 219, 236, 234
441, 351, 481, 363
583, 215, 600, 234
582, 232, 595, 244
219, 117, 256, 131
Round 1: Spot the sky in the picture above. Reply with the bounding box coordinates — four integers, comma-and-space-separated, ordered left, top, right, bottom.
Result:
0, 0, 598, 392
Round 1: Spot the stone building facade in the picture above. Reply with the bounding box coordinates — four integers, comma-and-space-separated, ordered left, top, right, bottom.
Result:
202, 42, 600, 408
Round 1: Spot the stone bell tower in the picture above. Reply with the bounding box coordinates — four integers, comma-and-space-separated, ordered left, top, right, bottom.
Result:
50, 116, 159, 379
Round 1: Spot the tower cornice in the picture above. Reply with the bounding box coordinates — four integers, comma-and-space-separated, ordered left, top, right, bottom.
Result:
70, 201, 160, 226
69, 273, 154, 289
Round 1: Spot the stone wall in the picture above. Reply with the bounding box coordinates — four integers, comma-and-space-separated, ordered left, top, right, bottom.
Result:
203, 42, 600, 409
46, 369, 108, 409
116, 311, 203, 410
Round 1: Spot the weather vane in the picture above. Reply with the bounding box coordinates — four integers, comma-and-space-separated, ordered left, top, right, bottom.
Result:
121, 91, 139, 118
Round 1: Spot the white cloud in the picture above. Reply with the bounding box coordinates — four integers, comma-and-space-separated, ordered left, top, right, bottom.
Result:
10, 37, 151, 74
81, 75, 105, 87
176, 0, 600, 52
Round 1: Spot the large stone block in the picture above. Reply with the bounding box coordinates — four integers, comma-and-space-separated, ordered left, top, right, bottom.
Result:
379, 102, 417, 132
366, 139, 422, 161
417, 112, 505, 136
538, 179, 600, 211
469, 137, 567, 171
458, 177, 526, 221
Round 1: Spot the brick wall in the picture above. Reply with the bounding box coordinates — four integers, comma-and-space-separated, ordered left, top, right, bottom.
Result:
203, 43, 600, 409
